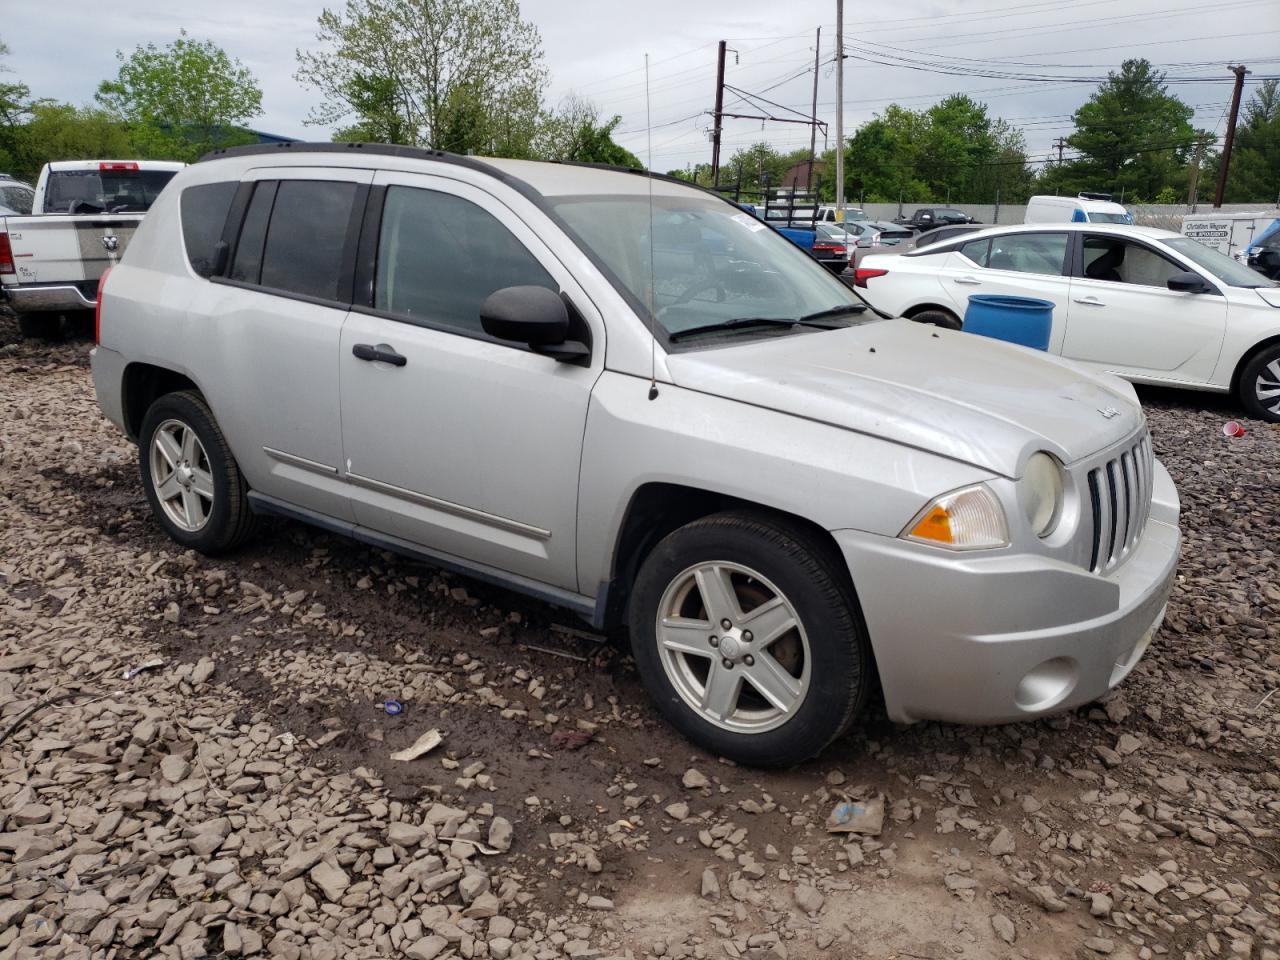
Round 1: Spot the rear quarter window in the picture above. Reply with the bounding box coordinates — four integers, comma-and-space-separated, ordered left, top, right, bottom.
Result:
180, 182, 237, 278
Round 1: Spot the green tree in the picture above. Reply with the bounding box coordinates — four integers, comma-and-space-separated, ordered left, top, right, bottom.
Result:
1053, 59, 1202, 200
7, 103, 137, 179
297, 0, 546, 154
536, 96, 641, 167
96, 31, 263, 161
721, 141, 794, 197
0, 38, 32, 173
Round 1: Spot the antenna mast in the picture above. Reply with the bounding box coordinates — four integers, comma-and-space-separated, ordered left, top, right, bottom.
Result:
645, 53, 659, 401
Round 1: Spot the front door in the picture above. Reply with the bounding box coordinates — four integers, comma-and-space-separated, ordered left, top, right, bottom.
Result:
338, 172, 604, 591
1062, 234, 1227, 383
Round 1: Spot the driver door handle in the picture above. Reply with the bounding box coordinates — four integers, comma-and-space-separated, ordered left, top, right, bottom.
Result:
953, 276, 982, 285
352, 343, 407, 366
1072, 296, 1105, 306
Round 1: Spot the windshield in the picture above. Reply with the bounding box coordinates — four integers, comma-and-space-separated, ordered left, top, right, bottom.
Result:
0, 184, 33, 214
937, 209, 968, 219
1088, 212, 1132, 224
551, 193, 870, 342
44, 169, 177, 214
1165, 236, 1276, 288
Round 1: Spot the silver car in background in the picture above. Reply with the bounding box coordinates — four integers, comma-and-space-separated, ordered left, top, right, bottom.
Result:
91, 145, 1180, 766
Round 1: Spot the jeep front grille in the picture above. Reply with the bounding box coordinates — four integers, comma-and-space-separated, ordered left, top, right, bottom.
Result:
1087, 430, 1153, 574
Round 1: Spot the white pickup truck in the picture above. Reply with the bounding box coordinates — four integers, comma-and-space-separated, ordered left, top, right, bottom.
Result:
1, 159, 184, 338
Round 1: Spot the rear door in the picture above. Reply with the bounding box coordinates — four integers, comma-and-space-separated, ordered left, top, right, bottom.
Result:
1062, 233, 1227, 383
203, 166, 373, 521
937, 231, 1072, 347
338, 171, 604, 590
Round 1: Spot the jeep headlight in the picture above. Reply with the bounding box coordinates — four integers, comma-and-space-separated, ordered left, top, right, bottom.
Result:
902, 484, 1008, 550
1021, 452, 1064, 538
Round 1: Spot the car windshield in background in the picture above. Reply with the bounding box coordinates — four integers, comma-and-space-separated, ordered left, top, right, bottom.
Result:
551, 193, 870, 342
1165, 236, 1277, 288
44, 169, 178, 214
1089, 212, 1132, 224
0, 184, 33, 214
937, 209, 968, 219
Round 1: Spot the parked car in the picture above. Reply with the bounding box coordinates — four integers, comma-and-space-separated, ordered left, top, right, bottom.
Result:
816, 204, 869, 224
809, 223, 852, 273
909, 222, 987, 250
1026, 193, 1132, 225
825, 220, 913, 250
855, 223, 1280, 420
92, 144, 1180, 766
0, 174, 34, 215
896, 207, 978, 232
0, 159, 185, 339
1245, 223, 1280, 281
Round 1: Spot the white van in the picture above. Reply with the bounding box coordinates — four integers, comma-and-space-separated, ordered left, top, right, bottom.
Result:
1024, 194, 1133, 225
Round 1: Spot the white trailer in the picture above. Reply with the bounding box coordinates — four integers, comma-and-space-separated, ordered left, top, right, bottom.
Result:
1180, 210, 1280, 260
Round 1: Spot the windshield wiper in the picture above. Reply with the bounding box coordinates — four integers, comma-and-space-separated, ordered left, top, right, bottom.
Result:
798, 303, 867, 324
668, 317, 801, 342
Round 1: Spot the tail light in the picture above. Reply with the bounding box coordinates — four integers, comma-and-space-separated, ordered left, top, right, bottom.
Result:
853, 267, 888, 288
813, 243, 848, 257
0, 232, 14, 276
99, 162, 140, 172
95, 267, 113, 345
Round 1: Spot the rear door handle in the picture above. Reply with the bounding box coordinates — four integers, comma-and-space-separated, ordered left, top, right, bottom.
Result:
1072, 297, 1105, 306
953, 276, 982, 285
352, 343, 407, 366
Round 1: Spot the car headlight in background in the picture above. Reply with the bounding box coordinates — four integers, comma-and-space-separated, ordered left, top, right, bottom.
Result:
1022, 452, 1064, 538
902, 484, 1009, 550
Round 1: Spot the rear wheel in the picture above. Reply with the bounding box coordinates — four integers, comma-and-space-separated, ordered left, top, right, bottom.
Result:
628, 512, 872, 767
139, 390, 258, 554
1239, 343, 1280, 422
909, 308, 961, 331
16, 312, 64, 340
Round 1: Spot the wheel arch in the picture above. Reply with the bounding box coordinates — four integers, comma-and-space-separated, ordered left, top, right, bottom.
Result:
1229, 334, 1280, 396
601, 482, 860, 632
121, 363, 202, 441
903, 302, 961, 323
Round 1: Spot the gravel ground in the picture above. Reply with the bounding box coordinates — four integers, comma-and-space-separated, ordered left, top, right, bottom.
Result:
1, 316, 1277, 960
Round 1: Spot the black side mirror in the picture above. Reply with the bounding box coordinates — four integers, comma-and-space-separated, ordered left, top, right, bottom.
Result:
1167, 270, 1211, 294
480, 285, 589, 362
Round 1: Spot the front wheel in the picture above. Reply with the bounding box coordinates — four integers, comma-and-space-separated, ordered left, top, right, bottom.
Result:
138, 390, 258, 554
1239, 344, 1280, 422
628, 512, 872, 767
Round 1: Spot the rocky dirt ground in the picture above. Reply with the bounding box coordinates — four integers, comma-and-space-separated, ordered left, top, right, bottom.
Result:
0, 314, 1277, 960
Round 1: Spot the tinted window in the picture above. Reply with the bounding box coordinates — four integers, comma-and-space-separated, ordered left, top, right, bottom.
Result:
259, 180, 358, 301
44, 169, 176, 214
180, 182, 237, 278
986, 233, 1068, 275
959, 238, 991, 265
375, 186, 554, 335
230, 183, 274, 285
1083, 237, 1183, 287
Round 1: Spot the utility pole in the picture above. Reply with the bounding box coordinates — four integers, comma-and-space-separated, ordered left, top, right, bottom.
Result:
1187, 138, 1206, 212
711, 40, 727, 187
1213, 64, 1249, 208
806, 26, 821, 195
1053, 137, 1066, 165
834, 0, 845, 220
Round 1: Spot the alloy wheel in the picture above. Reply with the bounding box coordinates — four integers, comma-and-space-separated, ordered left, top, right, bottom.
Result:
149, 418, 214, 533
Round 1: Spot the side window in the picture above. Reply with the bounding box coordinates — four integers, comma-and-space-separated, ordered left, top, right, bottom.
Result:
180, 181, 237, 278
259, 180, 358, 301
230, 182, 274, 284
959, 237, 990, 266
374, 186, 555, 336
1082, 237, 1183, 287
986, 232, 1068, 275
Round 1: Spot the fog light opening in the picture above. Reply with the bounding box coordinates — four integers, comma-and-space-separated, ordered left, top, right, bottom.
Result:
1014, 657, 1078, 712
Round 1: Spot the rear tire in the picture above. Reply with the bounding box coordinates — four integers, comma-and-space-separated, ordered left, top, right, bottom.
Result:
909, 308, 962, 331
1239, 343, 1280, 422
628, 511, 872, 768
16, 312, 64, 340
139, 390, 258, 554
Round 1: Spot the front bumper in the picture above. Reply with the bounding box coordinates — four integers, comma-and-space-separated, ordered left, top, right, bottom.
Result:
836, 458, 1180, 725
3, 282, 97, 313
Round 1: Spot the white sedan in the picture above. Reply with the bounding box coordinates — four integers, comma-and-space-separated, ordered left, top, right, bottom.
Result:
854, 223, 1280, 421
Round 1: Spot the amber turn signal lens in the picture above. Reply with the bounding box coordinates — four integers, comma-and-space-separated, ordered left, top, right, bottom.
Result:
909, 504, 954, 544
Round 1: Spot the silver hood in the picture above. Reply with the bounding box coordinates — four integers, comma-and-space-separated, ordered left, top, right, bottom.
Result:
665, 318, 1144, 477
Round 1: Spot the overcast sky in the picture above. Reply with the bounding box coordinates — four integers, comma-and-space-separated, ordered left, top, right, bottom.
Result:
5, 0, 1278, 176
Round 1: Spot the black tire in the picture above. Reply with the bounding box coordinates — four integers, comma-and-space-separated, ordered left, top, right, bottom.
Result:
628, 511, 873, 768
909, 308, 962, 331
16, 312, 64, 340
1239, 344, 1280, 423
138, 390, 258, 554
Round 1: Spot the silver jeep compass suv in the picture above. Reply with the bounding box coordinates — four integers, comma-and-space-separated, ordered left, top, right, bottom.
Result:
91, 143, 1180, 767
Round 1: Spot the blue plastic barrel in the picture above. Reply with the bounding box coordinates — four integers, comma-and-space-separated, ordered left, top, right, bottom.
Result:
963, 295, 1054, 351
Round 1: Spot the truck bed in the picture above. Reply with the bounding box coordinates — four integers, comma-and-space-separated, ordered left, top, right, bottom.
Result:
2, 214, 142, 312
